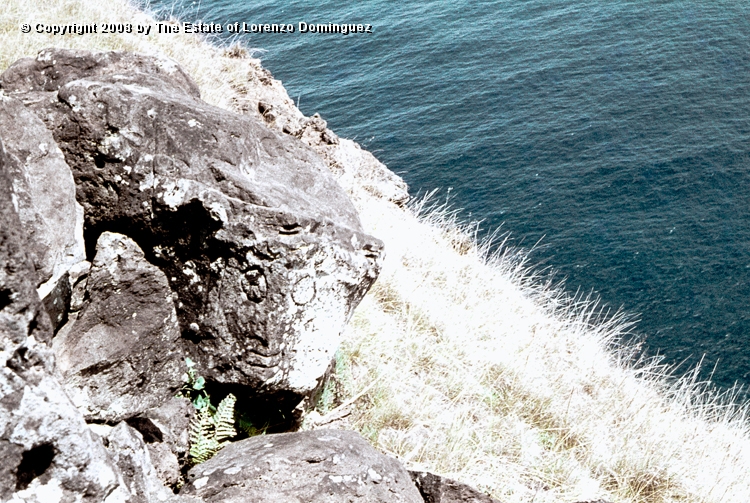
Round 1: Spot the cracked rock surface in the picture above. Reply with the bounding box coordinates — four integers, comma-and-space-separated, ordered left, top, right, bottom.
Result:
0, 93, 85, 330
410, 471, 503, 503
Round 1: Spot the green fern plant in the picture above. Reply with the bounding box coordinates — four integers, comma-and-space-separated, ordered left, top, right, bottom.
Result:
177, 358, 238, 466
188, 393, 237, 465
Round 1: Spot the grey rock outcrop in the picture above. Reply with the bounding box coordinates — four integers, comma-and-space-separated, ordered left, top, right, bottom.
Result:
230, 57, 410, 206
0, 46, 507, 503
1, 48, 384, 401
1, 47, 200, 99
410, 471, 502, 503
181, 429, 423, 502
0, 93, 85, 325
0, 139, 132, 502
53, 231, 183, 422
292, 113, 410, 207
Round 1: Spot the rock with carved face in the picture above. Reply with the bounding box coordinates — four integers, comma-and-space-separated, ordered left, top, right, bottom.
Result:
1, 48, 383, 405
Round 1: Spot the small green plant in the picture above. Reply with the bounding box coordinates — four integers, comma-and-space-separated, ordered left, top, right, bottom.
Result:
538, 430, 556, 450
236, 413, 267, 437
177, 358, 237, 466
178, 357, 210, 409
188, 393, 236, 465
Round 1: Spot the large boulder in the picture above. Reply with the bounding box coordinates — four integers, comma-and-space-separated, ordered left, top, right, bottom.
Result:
0, 139, 132, 502
181, 429, 423, 502
1, 48, 384, 402
52, 231, 184, 422
0, 93, 85, 328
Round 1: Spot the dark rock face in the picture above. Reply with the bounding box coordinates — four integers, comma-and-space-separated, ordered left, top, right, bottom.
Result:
181, 429, 424, 502
41, 271, 72, 332
1, 48, 384, 399
0, 139, 132, 502
410, 471, 502, 503
0, 144, 52, 349
53, 231, 183, 422
0, 94, 85, 317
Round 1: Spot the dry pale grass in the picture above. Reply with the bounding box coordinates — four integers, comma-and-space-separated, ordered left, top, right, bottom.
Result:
329, 192, 750, 503
3, 2, 750, 503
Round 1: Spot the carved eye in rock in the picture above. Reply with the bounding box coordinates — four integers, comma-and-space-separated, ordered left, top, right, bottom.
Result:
240, 267, 267, 302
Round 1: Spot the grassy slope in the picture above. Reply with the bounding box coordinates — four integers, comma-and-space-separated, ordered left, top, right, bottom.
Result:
2, 2, 750, 502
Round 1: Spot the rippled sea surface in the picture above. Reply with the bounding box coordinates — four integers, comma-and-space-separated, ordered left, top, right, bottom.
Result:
149, 0, 750, 392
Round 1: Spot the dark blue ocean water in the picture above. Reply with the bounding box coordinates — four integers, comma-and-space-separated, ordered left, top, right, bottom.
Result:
148, 1, 750, 393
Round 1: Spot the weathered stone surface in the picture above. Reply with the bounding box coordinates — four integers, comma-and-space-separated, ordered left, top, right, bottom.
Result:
129, 397, 194, 487
410, 471, 502, 503
181, 429, 423, 502
0, 139, 132, 502
145, 441, 181, 489
2, 48, 383, 400
99, 422, 178, 502
53, 231, 183, 422
1, 48, 200, 98
0, 93, 85, 304
225, 57, 410, 207
330, 137, 410, 206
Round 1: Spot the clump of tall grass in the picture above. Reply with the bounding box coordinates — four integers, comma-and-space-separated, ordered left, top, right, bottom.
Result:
3, 2, 750, 502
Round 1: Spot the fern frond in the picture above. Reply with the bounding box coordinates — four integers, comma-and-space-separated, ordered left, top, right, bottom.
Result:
189, 407, 219, 465
215, 393, 237, 443
182, 360, 239, 465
